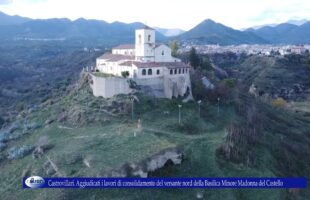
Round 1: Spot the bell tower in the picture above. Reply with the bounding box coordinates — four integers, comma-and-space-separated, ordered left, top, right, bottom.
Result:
135, 26, 155, 62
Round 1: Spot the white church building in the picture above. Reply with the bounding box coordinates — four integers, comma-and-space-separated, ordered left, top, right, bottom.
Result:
90, 26, 192, 99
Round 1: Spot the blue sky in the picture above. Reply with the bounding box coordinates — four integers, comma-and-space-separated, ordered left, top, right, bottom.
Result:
0, 0, 309, 30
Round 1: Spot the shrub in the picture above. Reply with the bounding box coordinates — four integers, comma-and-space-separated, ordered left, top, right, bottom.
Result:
0, 142, 6, 151
24, 123, 41, 131
0, 153, 5, 163
217, 123, 258, 165
221, 78, 236, 88
8, 123, 21, 133
0, 116, 4, 128
0, 132, 9, 142
128, 79, 138, 89
178, 121, 200, 135
272, 98, 287, 108
7, 145, 34, 160
16, 102, 25, 112
121, 71, 130, 78
190, 69, 209, 100
37, 136, 49, 147
9, 131, 28, 140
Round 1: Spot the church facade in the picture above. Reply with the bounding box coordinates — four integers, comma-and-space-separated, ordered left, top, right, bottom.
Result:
90, 26, 192, 99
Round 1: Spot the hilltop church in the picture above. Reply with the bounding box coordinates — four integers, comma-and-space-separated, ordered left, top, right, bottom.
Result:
90, 26, 192, 99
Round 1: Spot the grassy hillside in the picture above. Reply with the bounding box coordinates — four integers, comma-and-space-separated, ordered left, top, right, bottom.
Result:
0, 41, 103, 123
0, 72, 309, 199
234, 55, 310, 100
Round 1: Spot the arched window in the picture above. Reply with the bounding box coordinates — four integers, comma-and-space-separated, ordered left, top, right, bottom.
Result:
182, 69, 185, 74
161, 51, 164, 56
148, 69, 152, 75
138, 34, 142, 44
174, 69, 177, 74
170, 69, 173, 75
142, 69, 146, 75
148, 35, 151, 42
179, 69, 181, 74
156, 69, 160, 75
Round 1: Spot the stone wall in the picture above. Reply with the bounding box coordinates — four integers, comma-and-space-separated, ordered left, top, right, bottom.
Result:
134, 73, 192, 99
102, 147, 183, 178
89, 73, 132, 98
135, 77, 166, 98
163, 72, 192, 99
89, 70, 192, 100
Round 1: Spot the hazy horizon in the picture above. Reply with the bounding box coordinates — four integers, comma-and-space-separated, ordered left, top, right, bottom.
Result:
0, 0, 309, 30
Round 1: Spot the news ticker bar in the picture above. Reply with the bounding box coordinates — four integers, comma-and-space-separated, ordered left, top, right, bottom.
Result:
23, 177, 307, 189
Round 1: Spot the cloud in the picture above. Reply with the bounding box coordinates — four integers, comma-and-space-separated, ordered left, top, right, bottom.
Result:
0, 0, 309, 30
0, 0, 12, 5
248, 3, 310, 27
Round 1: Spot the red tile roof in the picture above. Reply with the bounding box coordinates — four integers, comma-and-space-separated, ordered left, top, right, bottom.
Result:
112, 44, 135, 50
119, 61, 189, 68
98, 53, 134, 62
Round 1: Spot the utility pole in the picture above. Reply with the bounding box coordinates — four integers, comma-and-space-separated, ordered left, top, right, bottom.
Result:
130, 96, 134, 120
217, 97, 220, 116
197, 100, 202, 117
178, 104, 182, 125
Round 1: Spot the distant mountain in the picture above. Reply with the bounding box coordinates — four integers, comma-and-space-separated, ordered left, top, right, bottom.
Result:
0, 11, 31, 25
154, 27, 185, 37
177, 19, 267, 45
246, 19, 308, 30
1, 11, 310, 45
286, 19, 308, 26
249, 22, 310, 44
247, 23, 279, 30
247, 23, 298, 43
0, 12, 166, 46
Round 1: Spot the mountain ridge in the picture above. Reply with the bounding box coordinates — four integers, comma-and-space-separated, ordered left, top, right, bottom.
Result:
248, 22, 310, 44
0, 11, 309, 45
176, 19, 268, 45
0, 11, 166, 45
0, 11, 31, 25
154, 27, 185, 37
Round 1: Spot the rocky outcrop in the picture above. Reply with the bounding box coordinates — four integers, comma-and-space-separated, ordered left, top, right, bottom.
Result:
201, 77, 214, 90
277, 84, 310, 100
248, 84, 258, 97
249, 83, 310, 101
102, 147, 183, 178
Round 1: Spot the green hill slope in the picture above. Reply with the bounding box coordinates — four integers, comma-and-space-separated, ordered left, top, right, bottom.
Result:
0, 72, 309, 199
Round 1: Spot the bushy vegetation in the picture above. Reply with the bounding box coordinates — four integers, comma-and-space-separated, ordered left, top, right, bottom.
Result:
189, 47, 200, 69
1, 45, 310, 200
121, 71, 129, 78
0, 116, 4, 128
0, 41, 102, 122
169, 40, 178, 57
0, 142, 6, 151
177, 119, 201, 135
7, 145, 34, 160
0, 122, 40, 144
283, 53, 310, 65
271, 97, 288, 108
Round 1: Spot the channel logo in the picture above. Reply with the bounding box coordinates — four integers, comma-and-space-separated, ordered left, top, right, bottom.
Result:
24, 176, 45, 188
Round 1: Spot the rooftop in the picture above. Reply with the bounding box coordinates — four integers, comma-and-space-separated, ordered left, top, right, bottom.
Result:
112, 44, 135, 50
98, 53, 134, 62
120, 61, 189, 68
137, 25, 155, 30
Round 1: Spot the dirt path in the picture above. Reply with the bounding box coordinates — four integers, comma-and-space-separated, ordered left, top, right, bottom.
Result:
144, 128, 210, 140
